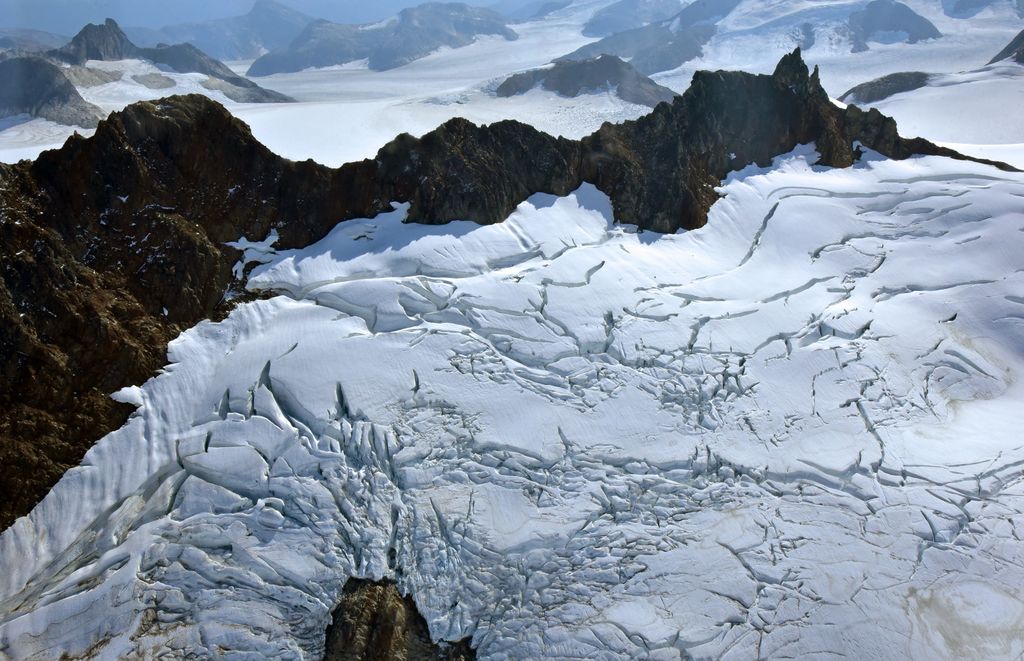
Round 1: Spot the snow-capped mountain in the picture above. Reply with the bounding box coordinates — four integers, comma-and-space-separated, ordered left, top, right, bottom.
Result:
49, 18, 293, 104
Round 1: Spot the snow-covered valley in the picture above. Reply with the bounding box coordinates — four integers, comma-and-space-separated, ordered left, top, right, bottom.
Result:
3, 147, 1024, 658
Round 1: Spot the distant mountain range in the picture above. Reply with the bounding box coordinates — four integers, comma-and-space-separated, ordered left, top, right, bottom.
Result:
125, 0, 313, 61
0, 28, 68, 52
560, 0, 951, 76
835, 24, 1023, 106
0, 17, 292, 128
247, 2, 518, 76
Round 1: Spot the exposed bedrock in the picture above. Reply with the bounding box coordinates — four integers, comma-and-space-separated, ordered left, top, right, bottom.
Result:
0, 48, 1012, 530
324, 579, 475, 660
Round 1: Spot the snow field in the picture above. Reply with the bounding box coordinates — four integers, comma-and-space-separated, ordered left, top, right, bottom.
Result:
2, 147, 1024, 658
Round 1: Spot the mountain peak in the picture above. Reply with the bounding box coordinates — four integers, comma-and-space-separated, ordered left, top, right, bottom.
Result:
55, 16, 139, 64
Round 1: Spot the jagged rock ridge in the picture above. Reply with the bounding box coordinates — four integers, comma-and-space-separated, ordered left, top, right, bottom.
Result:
0, 49, 1012, 531
496, 55, 677, 108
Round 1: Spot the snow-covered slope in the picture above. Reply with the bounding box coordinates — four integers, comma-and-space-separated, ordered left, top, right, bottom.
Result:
827, 57, 1024, 169
3, 147, 1024, 658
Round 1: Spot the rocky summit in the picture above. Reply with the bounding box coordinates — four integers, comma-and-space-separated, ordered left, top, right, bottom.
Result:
0, 49, 1010, 531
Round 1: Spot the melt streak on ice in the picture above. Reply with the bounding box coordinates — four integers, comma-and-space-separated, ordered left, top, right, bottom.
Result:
2, 148, 1024, 659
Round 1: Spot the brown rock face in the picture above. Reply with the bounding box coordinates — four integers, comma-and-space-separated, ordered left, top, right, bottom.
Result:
0, 49, 1012, 532
324, 579, 475, 661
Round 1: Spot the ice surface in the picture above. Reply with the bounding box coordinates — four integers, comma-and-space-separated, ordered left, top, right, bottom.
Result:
2, 148, 1024, 659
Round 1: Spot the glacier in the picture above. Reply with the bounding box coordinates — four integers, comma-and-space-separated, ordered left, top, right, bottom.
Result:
2, 147, 1024, 659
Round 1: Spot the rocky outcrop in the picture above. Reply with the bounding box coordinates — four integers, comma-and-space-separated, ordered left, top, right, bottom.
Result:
848, 0, 941, 52
125, 0, 314, 62
989, 28, 1024, 64
62, 65, 123, 88
141, 42, 293, 103
0, 49, 1011, 530
0, 56, 102, 127
559, 0, 741, 75
324, 579, 475, 660
248, 3, 517, 75
496, 55, 677, 108
840, 71, 931, 104
49, 19, 292, 103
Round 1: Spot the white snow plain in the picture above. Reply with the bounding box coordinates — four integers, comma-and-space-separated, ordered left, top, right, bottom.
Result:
2, 146, 1024, 659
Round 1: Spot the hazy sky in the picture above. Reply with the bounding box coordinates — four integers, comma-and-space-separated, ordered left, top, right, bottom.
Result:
0, 0, 529, 34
